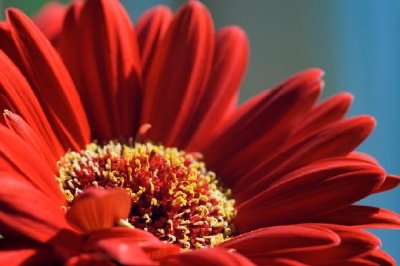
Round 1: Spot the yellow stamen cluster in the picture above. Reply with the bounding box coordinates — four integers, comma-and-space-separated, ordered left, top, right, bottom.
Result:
56, 142, 236, 249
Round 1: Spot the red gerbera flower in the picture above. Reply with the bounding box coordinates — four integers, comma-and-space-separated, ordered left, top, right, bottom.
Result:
0, 0, 399, 265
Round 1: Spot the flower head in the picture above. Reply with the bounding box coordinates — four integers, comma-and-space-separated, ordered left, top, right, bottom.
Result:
0, 0, 399, 265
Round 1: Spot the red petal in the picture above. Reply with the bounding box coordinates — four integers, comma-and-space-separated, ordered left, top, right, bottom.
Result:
234, 115, 376, 200
63, 0, 141, 139
375, 174, 400, 193
313, 205, 400, 228
203, 69, 322, 185
0, 239, 54, 266
361, 249, 396, 266
66, 188, 131, 234
234, 159, 384, 231
4, 111, 58, 171
65, 254, 115, 266
290, 92, 353, 141
87, 227, 179, 264
226, 224, 380, 265
0, 125, 63, 204
136, 5, 173, 80
0, 177, 81, 248
161, 247, 255, 266
186, 26, 249, 149
141, 1, 214, 147
33, 2, 68, 44
221, 225, 339, 265
0, 49, 64, 158
6, 8, 90, 150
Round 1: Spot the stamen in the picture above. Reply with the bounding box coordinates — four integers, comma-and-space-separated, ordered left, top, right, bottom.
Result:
56, 141, 236, 249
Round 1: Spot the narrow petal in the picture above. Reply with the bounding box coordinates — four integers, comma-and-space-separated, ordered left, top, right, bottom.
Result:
313, 205, 400, 228
375, 174, 400, 193
33, 2, 68, 44
161, 247, 255, 266
234, 116, 376, 199
136, 5, 173, 80
0, 176, 81, 248
0, 125, 63, 204
66, 188, 131, 234
64, 0, 141, 139
202, 69, 322, 185
141, 1, 214, 147
360, 249, 396, 266
290, 92, 353, 141
234, 159, 384, 231
186, 26, 249, 149
6, 8, 90, 150
0, 49, 64, 158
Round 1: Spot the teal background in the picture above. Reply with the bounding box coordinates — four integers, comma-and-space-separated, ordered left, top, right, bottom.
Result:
1, 0, 399, 261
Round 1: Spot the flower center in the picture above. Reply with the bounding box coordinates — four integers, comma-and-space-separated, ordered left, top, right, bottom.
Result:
56, 142, 236, 249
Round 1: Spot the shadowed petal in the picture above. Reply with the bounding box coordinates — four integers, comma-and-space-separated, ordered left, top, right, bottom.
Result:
141, 1, 214, 147
186, 26, 249, 149
203, 69, 322, 185
62, 0, 142, 139
160, 247, 255, 266
66, 188, 131, 234
136, 5, 173, 80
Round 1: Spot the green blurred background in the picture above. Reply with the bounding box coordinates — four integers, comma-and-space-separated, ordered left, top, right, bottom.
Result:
1, 0, 399, 261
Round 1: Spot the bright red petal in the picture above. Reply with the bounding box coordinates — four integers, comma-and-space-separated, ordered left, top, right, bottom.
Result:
0, 176, 81, 249
66, 188, 131, 234
0, 49, 64, 159
0, 125, 63, 204
6, 8, 90, 150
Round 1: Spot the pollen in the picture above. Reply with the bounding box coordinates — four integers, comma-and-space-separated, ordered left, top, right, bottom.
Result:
56, 142, 236, 249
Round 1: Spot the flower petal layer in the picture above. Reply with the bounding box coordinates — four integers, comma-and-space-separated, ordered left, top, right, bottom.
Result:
6, 8, 90, 150
0, 176, 80, 248
160, 247, 255, 266
66, 188, 131, 234
141, 1, 214, 147
234, 158, 384, 231
136, 5, 173, 80
59, 0, 142, 139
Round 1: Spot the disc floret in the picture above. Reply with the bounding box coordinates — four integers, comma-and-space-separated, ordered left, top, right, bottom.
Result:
56, 142, 236, 249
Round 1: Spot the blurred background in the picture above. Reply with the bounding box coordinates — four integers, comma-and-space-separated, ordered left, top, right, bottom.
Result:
1, 0, 399, 260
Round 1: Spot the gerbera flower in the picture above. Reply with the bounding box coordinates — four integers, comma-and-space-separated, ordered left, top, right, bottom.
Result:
0, 0, 399, 265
